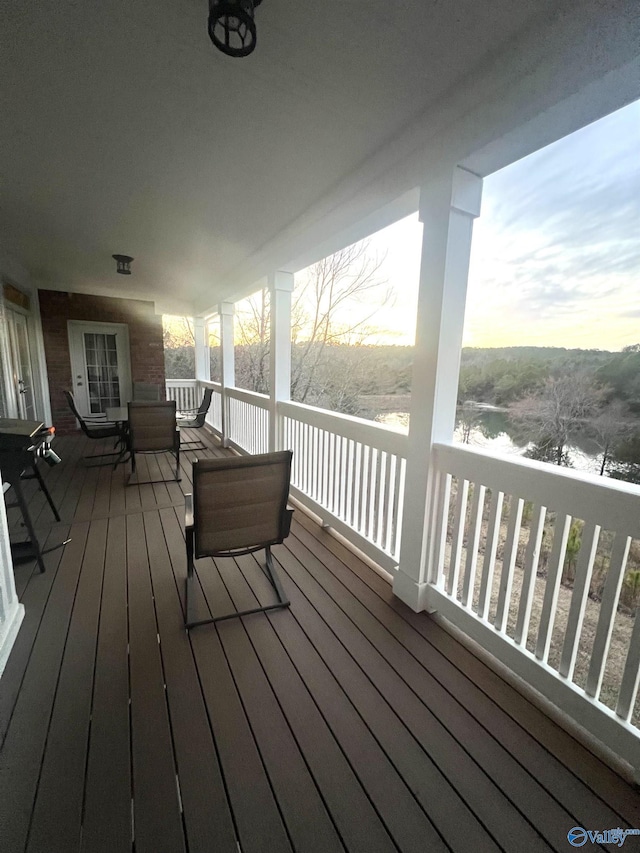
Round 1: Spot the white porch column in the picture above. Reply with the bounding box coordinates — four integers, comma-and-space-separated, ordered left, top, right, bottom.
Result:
219, 302, 235, 448
193, 316, 210, 383
0, 480, 25, 676
268, 271, 294, 452
393, 166, 483, 612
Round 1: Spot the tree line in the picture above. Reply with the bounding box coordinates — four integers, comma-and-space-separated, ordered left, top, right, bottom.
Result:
163, 241, 640, 483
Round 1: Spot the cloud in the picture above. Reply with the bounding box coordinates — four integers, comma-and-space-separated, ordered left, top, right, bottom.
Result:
465, 100, 640, 349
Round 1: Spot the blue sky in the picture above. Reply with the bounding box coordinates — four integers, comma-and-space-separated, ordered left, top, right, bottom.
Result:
337, 97, 640, 350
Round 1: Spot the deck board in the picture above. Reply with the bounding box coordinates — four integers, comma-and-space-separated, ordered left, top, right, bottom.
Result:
0, 523, 90, 853
80, 515, 132, 853
143, 509, 237, 853
126, 512, 186, 853
0, 427, 638, 852
26, 518, 107, 853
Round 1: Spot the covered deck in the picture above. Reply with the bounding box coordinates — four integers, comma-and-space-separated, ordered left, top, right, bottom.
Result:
0, 429, 638, 853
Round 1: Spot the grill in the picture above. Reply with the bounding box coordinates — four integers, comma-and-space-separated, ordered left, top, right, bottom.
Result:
0, 418, 67, 573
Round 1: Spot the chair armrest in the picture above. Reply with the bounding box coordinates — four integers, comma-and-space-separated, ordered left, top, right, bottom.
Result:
177, 408, 199, 416
185, 493, 194, 529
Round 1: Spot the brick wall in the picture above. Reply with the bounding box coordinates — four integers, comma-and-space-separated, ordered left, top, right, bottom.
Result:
39, 290, 165, 434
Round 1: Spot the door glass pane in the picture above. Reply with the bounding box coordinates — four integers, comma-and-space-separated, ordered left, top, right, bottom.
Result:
14, 317, 36, 420
84, 332, 121, 412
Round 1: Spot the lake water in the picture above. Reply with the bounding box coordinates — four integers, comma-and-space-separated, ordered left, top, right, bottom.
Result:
376, 409, 603, 475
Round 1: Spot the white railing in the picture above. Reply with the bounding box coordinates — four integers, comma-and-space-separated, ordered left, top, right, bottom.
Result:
429, 441, 640, 773
166, 379, 198, 411
278, 401, 407, 573
226, 387, 269, 455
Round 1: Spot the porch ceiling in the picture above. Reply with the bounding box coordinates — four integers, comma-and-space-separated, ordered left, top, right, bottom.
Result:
0, 0, 553, 313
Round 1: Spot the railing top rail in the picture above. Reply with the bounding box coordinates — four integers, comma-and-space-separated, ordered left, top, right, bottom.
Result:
279, 399, 408, 456
166, 378, 198, 386
226, 386, 270, 407
198, 380, 222, 391
434, 442, 640, 537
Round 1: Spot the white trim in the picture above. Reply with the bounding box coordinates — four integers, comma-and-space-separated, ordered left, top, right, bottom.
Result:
0, 602, 25, 679
67, 320, 132, 416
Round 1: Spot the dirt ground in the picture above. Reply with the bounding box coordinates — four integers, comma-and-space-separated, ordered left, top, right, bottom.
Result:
444, 521, 639, 726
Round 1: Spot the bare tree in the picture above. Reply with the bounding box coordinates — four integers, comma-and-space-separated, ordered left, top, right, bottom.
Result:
234, 289, 270, 393
163, 316, 194, 349
232, 240, 390, 411
510, 373, 606, 466
290, 240, 389, 406
163, 316, 195, 379
590, 399, 634, 475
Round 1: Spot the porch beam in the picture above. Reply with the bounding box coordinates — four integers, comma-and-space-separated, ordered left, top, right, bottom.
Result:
219, 302, 235, 448
394, 166, 482, 612
268, 271, 294, 452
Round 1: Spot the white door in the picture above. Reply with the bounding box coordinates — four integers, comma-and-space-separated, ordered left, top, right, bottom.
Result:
68, 321, 132, 416
6, 309, 37, 420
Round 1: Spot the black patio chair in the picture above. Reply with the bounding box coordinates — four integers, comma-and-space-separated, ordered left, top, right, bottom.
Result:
185, 450, 293, 628
176, 387, 213, 449
127, 400, 181, 483
63, 390, 125, 466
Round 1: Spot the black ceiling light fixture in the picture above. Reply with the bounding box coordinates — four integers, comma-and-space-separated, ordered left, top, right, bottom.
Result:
208, 0, 263, 58
112, 254, 134, 275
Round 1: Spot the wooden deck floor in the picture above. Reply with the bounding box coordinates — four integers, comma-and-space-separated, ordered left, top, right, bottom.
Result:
1, 429, 639, 853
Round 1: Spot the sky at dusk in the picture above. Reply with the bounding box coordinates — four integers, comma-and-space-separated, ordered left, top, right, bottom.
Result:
346, 97, 640, 351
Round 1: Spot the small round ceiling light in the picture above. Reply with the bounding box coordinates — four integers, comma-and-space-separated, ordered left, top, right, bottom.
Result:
112, 254, 134, 275
208, 0, 263, 58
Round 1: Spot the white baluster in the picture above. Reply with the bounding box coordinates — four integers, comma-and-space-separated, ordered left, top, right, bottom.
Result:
559, 520, 600, 680
514, 504, 546, 646
586, 532, 631, 699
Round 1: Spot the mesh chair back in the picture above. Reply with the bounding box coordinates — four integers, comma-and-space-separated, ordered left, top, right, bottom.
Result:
193, 451, 292, 556
133, 382, 162, 401
128, 401, 177, 451
180, 388, 213, 428
63, 390, 92, 436
197, 388, 213, 416
63, 390, 82, 420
